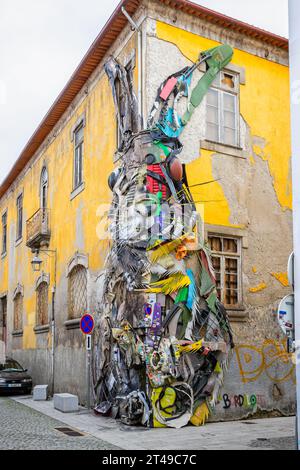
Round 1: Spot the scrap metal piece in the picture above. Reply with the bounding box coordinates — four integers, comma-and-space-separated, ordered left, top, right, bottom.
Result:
105, 56, 138, 152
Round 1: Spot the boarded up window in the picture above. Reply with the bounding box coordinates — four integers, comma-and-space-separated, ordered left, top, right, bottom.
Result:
36, 282, 49, 326
68, 265, 87, 319
14, 293, 23, 331
208, 235, 242, 308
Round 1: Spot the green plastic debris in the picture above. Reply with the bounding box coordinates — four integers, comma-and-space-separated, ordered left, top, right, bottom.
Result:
182, 45, 233, 125
200, 266, 216, 297
155, 191, 163, 217
175, 287, 189, 304
207, 291, 218, 315
155, 141, 171, 157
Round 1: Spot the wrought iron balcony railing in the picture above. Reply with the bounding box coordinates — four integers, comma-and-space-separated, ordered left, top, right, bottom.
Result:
26, 208, 51, 249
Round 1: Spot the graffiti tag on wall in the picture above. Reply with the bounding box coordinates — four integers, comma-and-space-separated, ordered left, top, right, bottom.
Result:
235, 339, 295, 385
222, 393, 266, 410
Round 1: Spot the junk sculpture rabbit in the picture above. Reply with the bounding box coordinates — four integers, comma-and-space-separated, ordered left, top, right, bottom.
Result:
94, 44, 235, 428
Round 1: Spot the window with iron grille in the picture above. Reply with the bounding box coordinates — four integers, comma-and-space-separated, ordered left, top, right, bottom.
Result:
206, 71, 240, 147
2, 211, 7, 255
16, 194, 23, 241
68, 265, 87, 319
36, 282, 49, 326
208, 235, 242, 308
13, 293, 23, 331
73, 124, 84, 190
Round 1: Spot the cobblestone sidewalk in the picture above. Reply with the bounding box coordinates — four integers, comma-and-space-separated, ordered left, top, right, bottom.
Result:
0, 397, 119, 450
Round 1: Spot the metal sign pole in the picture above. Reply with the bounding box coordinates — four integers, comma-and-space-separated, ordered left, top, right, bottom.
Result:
288, 0, 300, 450
86, 334, 92, 411
80, 315, 94, 411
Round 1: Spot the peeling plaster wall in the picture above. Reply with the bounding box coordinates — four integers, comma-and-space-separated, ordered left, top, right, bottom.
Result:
145, 5, 295, 419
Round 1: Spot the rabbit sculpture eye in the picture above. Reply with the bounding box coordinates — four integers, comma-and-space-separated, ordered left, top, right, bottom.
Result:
94, 46, 234, 428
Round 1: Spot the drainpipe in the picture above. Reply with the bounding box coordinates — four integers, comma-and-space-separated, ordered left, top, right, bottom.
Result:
121, 6, 144, 130
51, 286, 56, 397
44, 248, 57, 398
288, 0, 300, 451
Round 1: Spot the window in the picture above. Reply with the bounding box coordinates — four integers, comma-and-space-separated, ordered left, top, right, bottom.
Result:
16, 194, 23, 241
68, 265, 87, 319
40, 167, 48, 210
36, 282, 49, 326
206, 71, 239, 147
208, 235, 242, 308
73, 124, 84, 189
13, 292, 23, 331
2, 211, 7, 255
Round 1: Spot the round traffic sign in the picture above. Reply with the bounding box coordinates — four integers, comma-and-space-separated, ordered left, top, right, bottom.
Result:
80, 314, 95, 335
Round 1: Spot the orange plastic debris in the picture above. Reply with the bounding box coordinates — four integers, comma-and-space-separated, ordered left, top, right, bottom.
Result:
176, 245, 188, 260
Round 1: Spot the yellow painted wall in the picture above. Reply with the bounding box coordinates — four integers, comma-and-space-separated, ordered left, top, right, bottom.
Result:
0, 34, 138, 350
156, 21, 292, 227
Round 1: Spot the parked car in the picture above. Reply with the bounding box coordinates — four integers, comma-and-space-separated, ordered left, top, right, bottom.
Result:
0, 358, 33, 395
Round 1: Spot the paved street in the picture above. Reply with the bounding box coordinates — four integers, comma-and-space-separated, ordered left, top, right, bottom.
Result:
2, 396, 296, 450
0, 397, 119, 450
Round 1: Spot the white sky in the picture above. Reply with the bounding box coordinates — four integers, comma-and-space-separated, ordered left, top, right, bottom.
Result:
0, 0, 289, 183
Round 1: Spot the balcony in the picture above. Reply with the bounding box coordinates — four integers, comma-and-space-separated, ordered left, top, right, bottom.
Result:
26, 208, 51, 250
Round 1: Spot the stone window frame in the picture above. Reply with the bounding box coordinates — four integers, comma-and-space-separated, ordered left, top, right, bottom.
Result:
12, 284, 24, 336
205, 225, 248, 323
65, 252, 89, 330
70, 113, 86, 200
34, 273, 50, 334
201, 63, 247, 159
